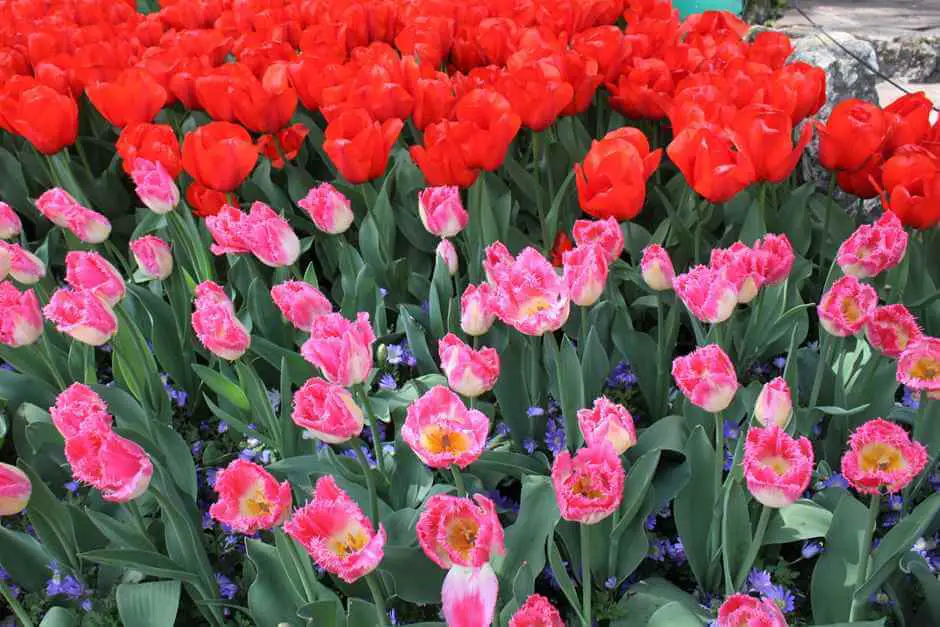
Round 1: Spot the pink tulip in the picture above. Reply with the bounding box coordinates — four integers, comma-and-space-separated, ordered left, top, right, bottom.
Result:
0, 463, 30, 515
438, 333, 500, 398
572, 217, 624, 263
291, 377, 364, 443
284, 476, 386, 583
43, 287, 118, 346
64, 430, 153, 502
130, 235, 174, 280
402, 386, 489, 469
460, 283, 496, 337
191, 281, 250, 360
34, 188, 111, 243
442, 564, 499, 627
897, 336, 940, 394
743, 425, 814, 508
552, 443, 624, 524
753, 377, 793, 429
753, 233, 795, 285
301, 312, 375, 386
206, 204, 252, 255
417, 494, 505, 569
509, 594, 565, 627
710, 242, 765, 304
562, 243, 609, 307
297, 182, 355, 235
577, 396, 637, 454
837, 212, 908, 279
436, 239, 459, 276
1, 242, 46, 284
0, 202, 22, 240
483, 242, 570, 336
841, 418, 928, 495
50, 383, 113, 439
418, 186, 468, 238
866, 304, 922, 358
817, 275, 878, 337
0, 281, 42, 347
672, 344, 739, 413
271, 280, 332, 332
243, 201, 300, 268
65, 251, 126, 306
674, 265, 738, 323
717, 594, 787, 627
640, 244, 675, 291
131, 159, 180, 214
209, 459, 292, 534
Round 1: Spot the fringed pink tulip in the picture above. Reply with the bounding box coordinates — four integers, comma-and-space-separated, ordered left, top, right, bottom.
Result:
243, 201, 300, 268
442, 564, 499, 627
483, 243, 570, 336
460, 283, 496, 337
43, 288, 118, 346
577, 396, 637, 455
509, 593, 565, 627
301, 312, 375, 386
717, 594, 788, 627
897, 337, 940, 394
572, 217, 624, 263
130, 235, 173, 280
284, 476, 386, 583
742, 425, 814, 508
417, 493, 505, 569
753, 233, 795, 285
271, 280, 332, 332
131, 159, 180, 214
563, 244, 609, 307
710, 242, 765, 304
817, 275, 878, 337
0, 202, 22, 240
837, 212, 908, 279
439, 333, 500, 398
65, 251, 126, 306
401, 386, 489, 469
841, 418, 928, 495
209, 459, 292, 534
2, 242, 46, 284
64, 430, 153, 502
50, 383, 113, 439
437, 239, 459, 276
674, 265, 738, 323
298, 182, 355, 235
191, 281, 250, 360
34, 188, 111, 243
640, 243, 675, 291
418, 186, 468, 238
753, 377, 793, 429
291, 377, 364, 444
551, 443, 625, 524
0, 281, 42, 347
866, 304, 922, 358
0, 463, 31, 516
206, 204, 252, 255
672, 344, 739, 413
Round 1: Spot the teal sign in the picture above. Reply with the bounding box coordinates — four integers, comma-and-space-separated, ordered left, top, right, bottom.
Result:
672, 0, 743, 18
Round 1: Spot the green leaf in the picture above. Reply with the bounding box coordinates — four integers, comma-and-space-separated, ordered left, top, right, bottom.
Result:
763, 499, 833, 545
673, 426, 718, 591
815, 404, 872, 416
250, 335, 316, 386
38, 607, 78, 627
611, 327, 659, 417
613, 577, 704, 626
85, 509, 156, 553
398, 306, 438, 375
117, 580, 181, 627
581, 327, 609, 403
296, 600, 343, 626
612, 450, 660, 540
347, 598, 381, 627
389, 440, 433, 509
473, 450, 549, 479
380, 545, 445, 605
492, 332, 531, 445
0, 525, 54, 591
721, 479, 752, 587
555, 337, 584, 450
547, 534, 584, 624
235, 361, 280, 440
648, 601, 705, 626
80, 549, 197, 582
246, 539, 304, 626
811, 492, 868, 624
18, 461, 79, 572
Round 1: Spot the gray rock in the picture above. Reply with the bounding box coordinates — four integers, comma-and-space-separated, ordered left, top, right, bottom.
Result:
865, 36, 940, 82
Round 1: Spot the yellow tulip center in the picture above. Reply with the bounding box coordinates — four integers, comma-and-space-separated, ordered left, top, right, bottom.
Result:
840, 297, 862, 323
910, 356, 940, 382
329, 525, 369, 558
519, 297, 551, 318
762, 455, 791, 476
239, 483, 272, 518
420, 425, 471, 455
571, 475, 604, 499
445, 516, 480, 558
859, 442, 905, 473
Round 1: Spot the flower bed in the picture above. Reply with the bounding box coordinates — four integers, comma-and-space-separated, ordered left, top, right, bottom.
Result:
0, 0, 938, 625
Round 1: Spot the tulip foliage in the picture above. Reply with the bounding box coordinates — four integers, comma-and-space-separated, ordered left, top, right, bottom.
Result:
1, 1, 940, 626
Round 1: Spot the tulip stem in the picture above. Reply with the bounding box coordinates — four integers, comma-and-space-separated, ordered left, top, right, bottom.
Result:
352, 442, 380, 527
903, 393, 932, 514
807, 334, 834, 417
818, 173, 837, 271
0, 580, 33, 627
580, 523, 592, 626
450, 464, 467, 497
40, 334, 67, 390
127, 499, 149, 540
733, 505, 771, 591
354, 384, 387, 480
714, 411, 724, 491
285, 535, 316, 603
364, 572, 388, 627
531, 132, 549, 252
849, 493, 881, 621
655, 293, 666, 416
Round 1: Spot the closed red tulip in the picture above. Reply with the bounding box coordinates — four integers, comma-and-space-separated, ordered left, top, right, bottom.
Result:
884, 92, 932, 152
287, 55, 350, 112
816, 99, 887, 172
667, 123, 755, 203
182, 122, 259, 193
607, 57, 674, 120
257, 123, 309, 169
194, 64, 256, 123
410, 121, 479, 188
732, 104, 813, 183
453, 88, 521, 172
403, 59, 456, 131
747, 31, 793, 69
836, 153, 883, 199
231, 65, 297, 134
86, 68, 167, 128
116, 123, 181, 177
186, 182, 232, 218
323, 109, 402, 184
766, 62, 826, 124
498, 57, 574, 132
882, 150, 940, 229
576, 127, 662, 220
0, 78, 77, 155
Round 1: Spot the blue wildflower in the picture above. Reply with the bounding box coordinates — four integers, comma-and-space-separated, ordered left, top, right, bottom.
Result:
80, 599, 93, 612
266, 389, 281, 413
379, 287, 388, 298
238, 449, 257, 461
191, 441, 204, 457
545, 418, 566, 455
887, 494, 903, 511
216, 573, 238, 600
202, 511, 214, 530
486, 490, 519, 513
523, 438, 537, 454
766, 585, 795, 613
0, 568, 7, 581
495, 423, 511, 437
217, 421, 229, 434
604, 576, 617, 590
870, 591, 893, 606
723, 449, 733, 472
527, 406, 545, 417
747, 569, 773, 595
388, 609, 398, 625
801, 541, 823, 559
817, 473, 849, 490
0, 362, 14, 371
902, 386, 921, 409
772, 356, 787, 370
378, 374, 397, 390
64, 480, 80, 493
259, 449, 273, 464
723, 419, 740, 440
386, 344, 404, 365
666, 539, 686, 564
606, 361, 637, 389
645, 514, 657, 531
649, 538, 668, 561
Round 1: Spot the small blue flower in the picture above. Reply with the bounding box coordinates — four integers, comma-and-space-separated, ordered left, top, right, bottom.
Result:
386, 344, 404, 365
0, 362, 14, 372
388, 609, 398, 625
80, 599, 93, 612
217, 421, 229, 434
801, 540, 823, 559
869, 590, 893, 606
495, 423, 511, 437
817, 473, 849, 490
545, 418, 566, 455
191, 441, 204, 457
666, 539, 686, 564
747, 569, 773, 595
766, 584, 795, 613
0, 568, 7, 581
723, 419, 740, 440
648, 537, 669, 561
64, 480, 80, 494
606, 361, 638, 389
772, 356, 787, 370
523, 438, 537, 454
485, 490, 519, 513
722, 449, 733, 472
902, 386, 921, 409
379, 287, 388, 298
202, 511, 214, 530
527, 406, 545, 417
604, 576, 617, 590
266, 389, 281, 413
259, 449, 273, 465
216, 573, 238, 600
378, 374, 397, 390
238, 449, 257, 461
645, 514, 657, 531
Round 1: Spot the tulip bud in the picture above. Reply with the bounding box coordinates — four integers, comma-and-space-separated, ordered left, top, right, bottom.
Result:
563, 244, 608, 307
460, 283, 495, 337
0, 462, 31, 515
640, 244, 675, 291
131, 159, 180, 214
2, 242, 46, 284
418, 186, 468, 238
436, 239, 458, 276
754, 377, 793, 428
43, 288, 119, 346
442, 564, 498, 627
0, 281, 43, 347
0, 202, 22, 240
298, 182, 354, 235
130, 235, 174, 280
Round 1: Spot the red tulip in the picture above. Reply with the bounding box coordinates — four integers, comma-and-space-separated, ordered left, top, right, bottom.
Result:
182, 122, 259, 193
732, 104, 813, 183
747, 31, 793, 69
766, 62, 826, 124
453, 88, 521, 172
816, 98, 887, 173
186, 182, 232, 218
323, 109, 402, 184
882, 150, 940, 229
884, 92, 933, 152
836, 153, 883, 199
667, 123, 755, 203
116, 123, 181, 177
576, 127, 662, 220
410, 121, 479, 188
607, 57, 674, 120
0, 78, 77, 155
287, 55, 350, 112
258, 123, 309, 169
86, 68, 167, 128
498, 57, 573, 132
